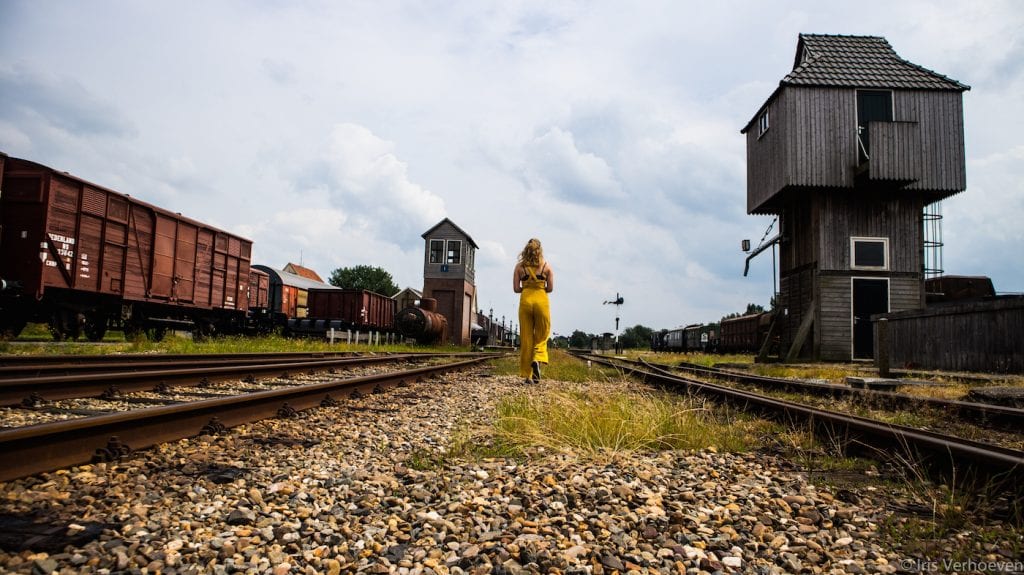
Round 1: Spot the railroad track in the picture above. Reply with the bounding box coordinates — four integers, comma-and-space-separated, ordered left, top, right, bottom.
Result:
656, 358, 1024, 432
0, 352, 480, 406
0, 351, 383, 377
575, 352, 1024, 491
0, 353, 501, 481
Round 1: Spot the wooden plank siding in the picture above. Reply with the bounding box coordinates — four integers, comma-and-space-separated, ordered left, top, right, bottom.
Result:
879, 298, 1024, 373
816, 274, 922, 360
747, 88, 966, 215
816, 193, 925, 274
867, 121, 921, 183
747, 88, 857, 214
895, 91, 966, 194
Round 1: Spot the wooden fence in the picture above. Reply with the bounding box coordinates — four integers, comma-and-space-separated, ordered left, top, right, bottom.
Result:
875, 296, 1023, 374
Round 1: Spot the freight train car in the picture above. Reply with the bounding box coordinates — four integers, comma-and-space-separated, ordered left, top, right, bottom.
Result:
719, 312, 772, 354
0, 155, 253, 340
251, 265, 337, 324
287, 288, 396, 337
245, 267, 274, 334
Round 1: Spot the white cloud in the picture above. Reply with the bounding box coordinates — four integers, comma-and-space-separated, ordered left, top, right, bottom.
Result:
523, 126, 624, 203
322, 123, 446, 248
1, 0, 1021, 333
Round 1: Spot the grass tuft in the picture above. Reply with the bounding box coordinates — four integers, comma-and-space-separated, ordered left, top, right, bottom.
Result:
485, 382, 752, 457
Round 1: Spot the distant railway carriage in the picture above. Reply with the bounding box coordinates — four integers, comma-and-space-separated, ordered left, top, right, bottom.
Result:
0, 154, 253, 340
661, 328, 685, 352
684, 323, 719, 353
719, 312, 773, 354
304, 288, 395, 331
251, 265, 337, 322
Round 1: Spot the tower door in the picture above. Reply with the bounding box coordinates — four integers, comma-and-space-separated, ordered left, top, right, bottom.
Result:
857, 90, 893, 163
852, 278, 889, 359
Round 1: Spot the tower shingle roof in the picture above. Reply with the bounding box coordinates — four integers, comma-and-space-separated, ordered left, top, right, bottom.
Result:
784, 34, 969, 91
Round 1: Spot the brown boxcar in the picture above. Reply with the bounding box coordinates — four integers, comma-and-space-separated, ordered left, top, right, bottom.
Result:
306, 288, 396, 331
719, 312, 772, 354
248, 267, 270, 311
0, 155, 252, 340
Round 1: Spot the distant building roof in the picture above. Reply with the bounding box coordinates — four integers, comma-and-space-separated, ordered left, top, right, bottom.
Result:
283, 262, 325, 282
421, 217, 479, 249
785, 34, 970, 91
394, 287, 423, 299
252, 265, 338, 291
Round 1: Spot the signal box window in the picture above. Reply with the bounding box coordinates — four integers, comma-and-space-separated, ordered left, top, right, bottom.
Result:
758, 109, 769, 138
429, 240, 444, 264
447, 240, 462, 265
851, 237, 888, 270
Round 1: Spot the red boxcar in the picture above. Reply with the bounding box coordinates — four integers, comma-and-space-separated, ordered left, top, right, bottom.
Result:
306, 288, 396, 331
248, 267, 270, 311
719, 312, 773, 354
0, 155, 253, 340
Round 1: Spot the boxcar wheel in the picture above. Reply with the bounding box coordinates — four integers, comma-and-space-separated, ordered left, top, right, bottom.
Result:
84, 313, 108, 342
49, 310, 81, 342
0, 318, 26, 341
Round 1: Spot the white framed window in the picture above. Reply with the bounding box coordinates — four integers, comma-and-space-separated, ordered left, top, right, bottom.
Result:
429, 240, 444, 264
850, 237, 889, 270
758, 109, 769, 138
446, 240, 462, 265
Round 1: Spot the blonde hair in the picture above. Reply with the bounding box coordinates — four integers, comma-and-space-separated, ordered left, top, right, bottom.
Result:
518, 238, 543, 267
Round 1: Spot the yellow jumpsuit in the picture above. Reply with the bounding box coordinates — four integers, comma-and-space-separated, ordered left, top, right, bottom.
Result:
518, 265, 550, 378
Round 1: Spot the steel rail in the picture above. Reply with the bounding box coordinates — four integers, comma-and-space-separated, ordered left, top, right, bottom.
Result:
0, 355, 496, 482
0, 351, 421, 377
0, 353, 484, 407
580, 353, 1024, 486
663, 359, 1024, 431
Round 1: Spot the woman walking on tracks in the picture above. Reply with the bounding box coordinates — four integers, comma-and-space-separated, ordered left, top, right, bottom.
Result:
513, 238, 555, 383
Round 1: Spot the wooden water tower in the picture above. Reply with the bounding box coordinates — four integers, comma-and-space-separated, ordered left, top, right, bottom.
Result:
742, 34, 969, 361
421, 218, 478, 345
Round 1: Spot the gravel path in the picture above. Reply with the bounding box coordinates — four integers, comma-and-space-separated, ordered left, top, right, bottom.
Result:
0, 367, 1019, 574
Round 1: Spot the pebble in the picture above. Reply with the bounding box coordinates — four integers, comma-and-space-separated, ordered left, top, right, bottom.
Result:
0, 371, 1009, 573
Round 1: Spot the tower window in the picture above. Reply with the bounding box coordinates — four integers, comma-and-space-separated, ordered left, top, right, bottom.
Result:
851, 237, 888, 270
447, 240, 462, 264
758, 109, 769, 138
429, 240, 444, 264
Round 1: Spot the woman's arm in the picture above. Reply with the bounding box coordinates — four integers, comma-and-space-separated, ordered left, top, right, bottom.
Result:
512, 263, 523, 293
544, 263, 554, 293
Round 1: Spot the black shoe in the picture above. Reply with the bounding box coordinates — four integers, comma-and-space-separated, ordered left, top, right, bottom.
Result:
531, 361, 541, 383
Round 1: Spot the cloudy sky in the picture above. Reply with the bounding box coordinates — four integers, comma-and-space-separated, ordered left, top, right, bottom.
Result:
2, 1, 1021, 337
